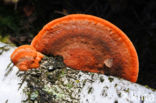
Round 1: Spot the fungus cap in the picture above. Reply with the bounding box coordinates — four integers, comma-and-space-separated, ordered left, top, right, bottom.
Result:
11, 45, 43, 71
30, 14, 139, 82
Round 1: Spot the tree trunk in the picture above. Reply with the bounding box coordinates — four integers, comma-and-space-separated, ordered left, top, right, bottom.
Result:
0, 42, 155, 103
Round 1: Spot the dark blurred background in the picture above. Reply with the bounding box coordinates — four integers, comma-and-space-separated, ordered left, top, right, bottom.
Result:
0, 0, 156, 89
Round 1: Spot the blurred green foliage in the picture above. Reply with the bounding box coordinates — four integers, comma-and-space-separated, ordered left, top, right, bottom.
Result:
0, 1, 20, 43
0, 0, 64, 44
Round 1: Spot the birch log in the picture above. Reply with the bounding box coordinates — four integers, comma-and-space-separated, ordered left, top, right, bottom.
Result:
0, 42, 155, 103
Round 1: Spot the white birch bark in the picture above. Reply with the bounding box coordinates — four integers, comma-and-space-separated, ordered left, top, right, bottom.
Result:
0, 42, 155, 103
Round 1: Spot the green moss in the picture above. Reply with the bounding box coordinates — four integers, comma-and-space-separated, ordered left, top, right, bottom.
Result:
117, 92, 121, 97
43, 85, 65, 99
30, 91, 39, 100
91, 74, 95, 79
144, 85, 156, 91
124, 88, 129, 93
83, 79, 87, 86
114, 100, 118, 103
60, 69, 67, 77
114, 84, 118, 87
140, 96, 145, 102
101, 89, 108, 97
66, 83, 73, 89
100, 76, 104, 82
108, 77, 114, 82
0, 45, 10, 55
0, 35, 10, 43
75, 80, 80, 83
88, 87, 93, 94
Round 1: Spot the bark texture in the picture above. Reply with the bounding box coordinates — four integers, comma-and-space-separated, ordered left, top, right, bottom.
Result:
0, 42, 156, 103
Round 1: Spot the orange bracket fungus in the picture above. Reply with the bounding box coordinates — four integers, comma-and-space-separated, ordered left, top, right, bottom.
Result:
10, 14, 139, 82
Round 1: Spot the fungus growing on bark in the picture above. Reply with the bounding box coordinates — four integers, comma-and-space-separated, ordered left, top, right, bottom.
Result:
11, 14, 139, 82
